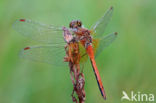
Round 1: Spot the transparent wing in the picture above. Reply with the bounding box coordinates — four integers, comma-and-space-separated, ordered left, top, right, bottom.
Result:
94, 32, 118, 57
78, 32, 117, 63
13, 19, 65, 44
79, 42, 89, 63
91, 6, 114, 38
19, 45, 67, 66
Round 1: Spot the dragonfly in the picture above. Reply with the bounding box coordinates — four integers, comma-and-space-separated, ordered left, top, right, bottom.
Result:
13, 6, 117, 100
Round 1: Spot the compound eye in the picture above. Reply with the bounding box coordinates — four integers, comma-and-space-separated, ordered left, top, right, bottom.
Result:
69, 23, 73, 28
77, 21, 82, 27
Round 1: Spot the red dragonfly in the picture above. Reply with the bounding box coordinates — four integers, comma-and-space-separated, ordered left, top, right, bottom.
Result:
13, 6, 117, 99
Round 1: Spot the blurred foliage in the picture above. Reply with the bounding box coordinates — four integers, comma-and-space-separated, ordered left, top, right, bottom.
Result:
0, 0, 156, 103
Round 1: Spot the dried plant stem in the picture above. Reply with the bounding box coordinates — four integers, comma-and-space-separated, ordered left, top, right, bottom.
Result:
65, 43, 86, 103
69, 62, 85, 103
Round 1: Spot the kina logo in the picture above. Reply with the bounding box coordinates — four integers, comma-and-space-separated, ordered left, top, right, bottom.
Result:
121, 91, 154, 102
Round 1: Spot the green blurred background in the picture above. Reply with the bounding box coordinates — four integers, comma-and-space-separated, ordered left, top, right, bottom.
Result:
0, 0, 156, 103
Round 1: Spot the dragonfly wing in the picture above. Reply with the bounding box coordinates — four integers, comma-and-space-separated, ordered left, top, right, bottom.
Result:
94, 32, 117, 57
79, 42, 89, 64
20, 45, 67, 66
13, 19, 65, 44
91, 7, 114, 38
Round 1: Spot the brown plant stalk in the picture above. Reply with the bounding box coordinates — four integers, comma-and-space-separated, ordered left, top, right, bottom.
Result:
64, 41, 85, 103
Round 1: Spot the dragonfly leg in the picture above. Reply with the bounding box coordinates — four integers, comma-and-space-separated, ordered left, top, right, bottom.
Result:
64, 44, 70, 62
64, 56, 70, 62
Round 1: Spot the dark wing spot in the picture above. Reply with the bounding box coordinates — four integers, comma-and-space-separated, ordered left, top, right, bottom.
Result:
19, 19, 25, 22
110, 6, 113, 10
24, 47, 30, 50
114, 32, 118, 35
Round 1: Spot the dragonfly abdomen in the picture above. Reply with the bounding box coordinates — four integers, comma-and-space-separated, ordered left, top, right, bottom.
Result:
86, 45, 106, 99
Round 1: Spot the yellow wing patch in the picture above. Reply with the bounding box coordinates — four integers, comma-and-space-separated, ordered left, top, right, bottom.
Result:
92, 39, 100, 55
78, 38, 100, 64
79, 42, 88, 63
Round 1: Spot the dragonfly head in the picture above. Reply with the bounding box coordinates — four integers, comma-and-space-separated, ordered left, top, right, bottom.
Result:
69, 20, 82, 29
